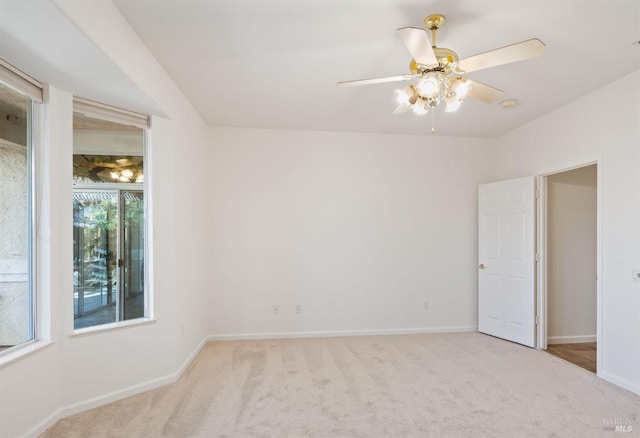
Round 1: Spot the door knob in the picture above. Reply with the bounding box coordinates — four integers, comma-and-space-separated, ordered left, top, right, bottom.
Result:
478, 263, 486, 269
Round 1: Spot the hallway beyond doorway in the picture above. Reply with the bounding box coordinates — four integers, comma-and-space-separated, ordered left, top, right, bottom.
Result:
547, 342, 596, 373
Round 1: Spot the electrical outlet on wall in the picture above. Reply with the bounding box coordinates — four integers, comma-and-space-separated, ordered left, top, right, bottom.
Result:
296, 305, 302, 314
273, 304, 279, 314
424, 301, 430, 311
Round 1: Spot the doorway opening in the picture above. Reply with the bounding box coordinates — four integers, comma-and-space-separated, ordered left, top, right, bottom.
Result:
540, 164, 598, 373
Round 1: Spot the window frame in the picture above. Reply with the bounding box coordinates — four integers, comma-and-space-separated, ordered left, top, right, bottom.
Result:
0, 63, 45, 365
70, 101, 152, 335
27, 97, 36, 343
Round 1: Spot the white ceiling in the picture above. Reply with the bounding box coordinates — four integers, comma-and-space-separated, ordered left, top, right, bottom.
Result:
1, 1, 638, 138
113, 0, 640, 137
0, 0, 165, 119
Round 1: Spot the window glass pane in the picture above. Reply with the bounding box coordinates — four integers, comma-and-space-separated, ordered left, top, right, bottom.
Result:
73, 191, 118, 328
122, 191, 144, 320
0, 81, 32, 350
73, 111, 146, 330
73, 113, 143, 184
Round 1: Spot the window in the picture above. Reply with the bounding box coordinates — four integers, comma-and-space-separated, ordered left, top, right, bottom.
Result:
0, 76, 36, 352
72, 101, 149, 330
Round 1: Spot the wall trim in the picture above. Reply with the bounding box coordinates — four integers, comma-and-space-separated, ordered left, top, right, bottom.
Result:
599, 371, 640, 396
535, 157, 603, 375
175, 337, 209, 377
547, 335, 597, 344
207, 325, 478, 341
24, 337, 209, 438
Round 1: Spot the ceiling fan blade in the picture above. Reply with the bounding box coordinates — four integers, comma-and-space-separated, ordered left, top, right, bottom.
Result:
396, 27, 438, 67
393, 103, 410, 115
466, 80, 504, 103
336, 74, 417, 87
457, 38, 545, 73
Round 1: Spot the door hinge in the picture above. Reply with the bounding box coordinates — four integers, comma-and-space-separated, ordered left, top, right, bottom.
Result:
535, 253, 539, 262
535, 316, 540, 325
535, 190, 540, 199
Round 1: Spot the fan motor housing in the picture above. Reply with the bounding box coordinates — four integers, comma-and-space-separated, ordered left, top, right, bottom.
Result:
410, 47, 459, 75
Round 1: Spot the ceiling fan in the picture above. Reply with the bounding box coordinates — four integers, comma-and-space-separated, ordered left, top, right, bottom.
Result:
337, 14, 545, 125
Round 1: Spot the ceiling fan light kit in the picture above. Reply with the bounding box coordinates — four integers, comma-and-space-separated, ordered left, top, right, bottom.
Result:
337, 13, 545, 132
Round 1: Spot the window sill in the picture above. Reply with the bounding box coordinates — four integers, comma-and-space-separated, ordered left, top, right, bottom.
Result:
70, 317, 156, 338
0, 340, 55, 369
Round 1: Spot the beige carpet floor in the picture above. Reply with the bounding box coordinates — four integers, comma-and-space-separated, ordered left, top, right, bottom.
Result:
41, 333, 639, 437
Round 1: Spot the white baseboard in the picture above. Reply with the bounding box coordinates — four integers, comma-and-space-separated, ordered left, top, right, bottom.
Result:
207, 325, 478, 341
175, 336, 209, 377
25, 337, 209, 438
547, 335, 596, 344
599, 370, 640, 396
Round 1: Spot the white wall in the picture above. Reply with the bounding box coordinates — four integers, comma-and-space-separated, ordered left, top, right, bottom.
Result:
208, 127, 494, 337
494, 69, 640, 393
547, 165, 597, 343
0, 2, 211, 436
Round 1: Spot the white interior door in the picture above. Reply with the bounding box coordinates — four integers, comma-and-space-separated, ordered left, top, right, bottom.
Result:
478, 176, 536, 347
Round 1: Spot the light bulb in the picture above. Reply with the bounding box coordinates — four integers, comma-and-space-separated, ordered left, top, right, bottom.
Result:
445, 91, 456, 104
418, 72, 444, 99
395, 89, 409, 104
119, 175, 130, 182
121, 169, 134, 178
110, 171, 119, 180
418, 77, 439, 98
412, 98, 429, 115
451, 78, 471, 99
395, 85, 415, 104
445, 99, 462, 113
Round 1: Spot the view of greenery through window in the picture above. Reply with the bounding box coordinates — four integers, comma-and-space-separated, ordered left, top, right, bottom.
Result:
0, 81, 32, 351
73, 113, 146, 329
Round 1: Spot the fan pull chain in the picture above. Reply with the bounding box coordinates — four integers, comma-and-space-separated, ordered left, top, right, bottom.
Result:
431, 108, 436, 134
